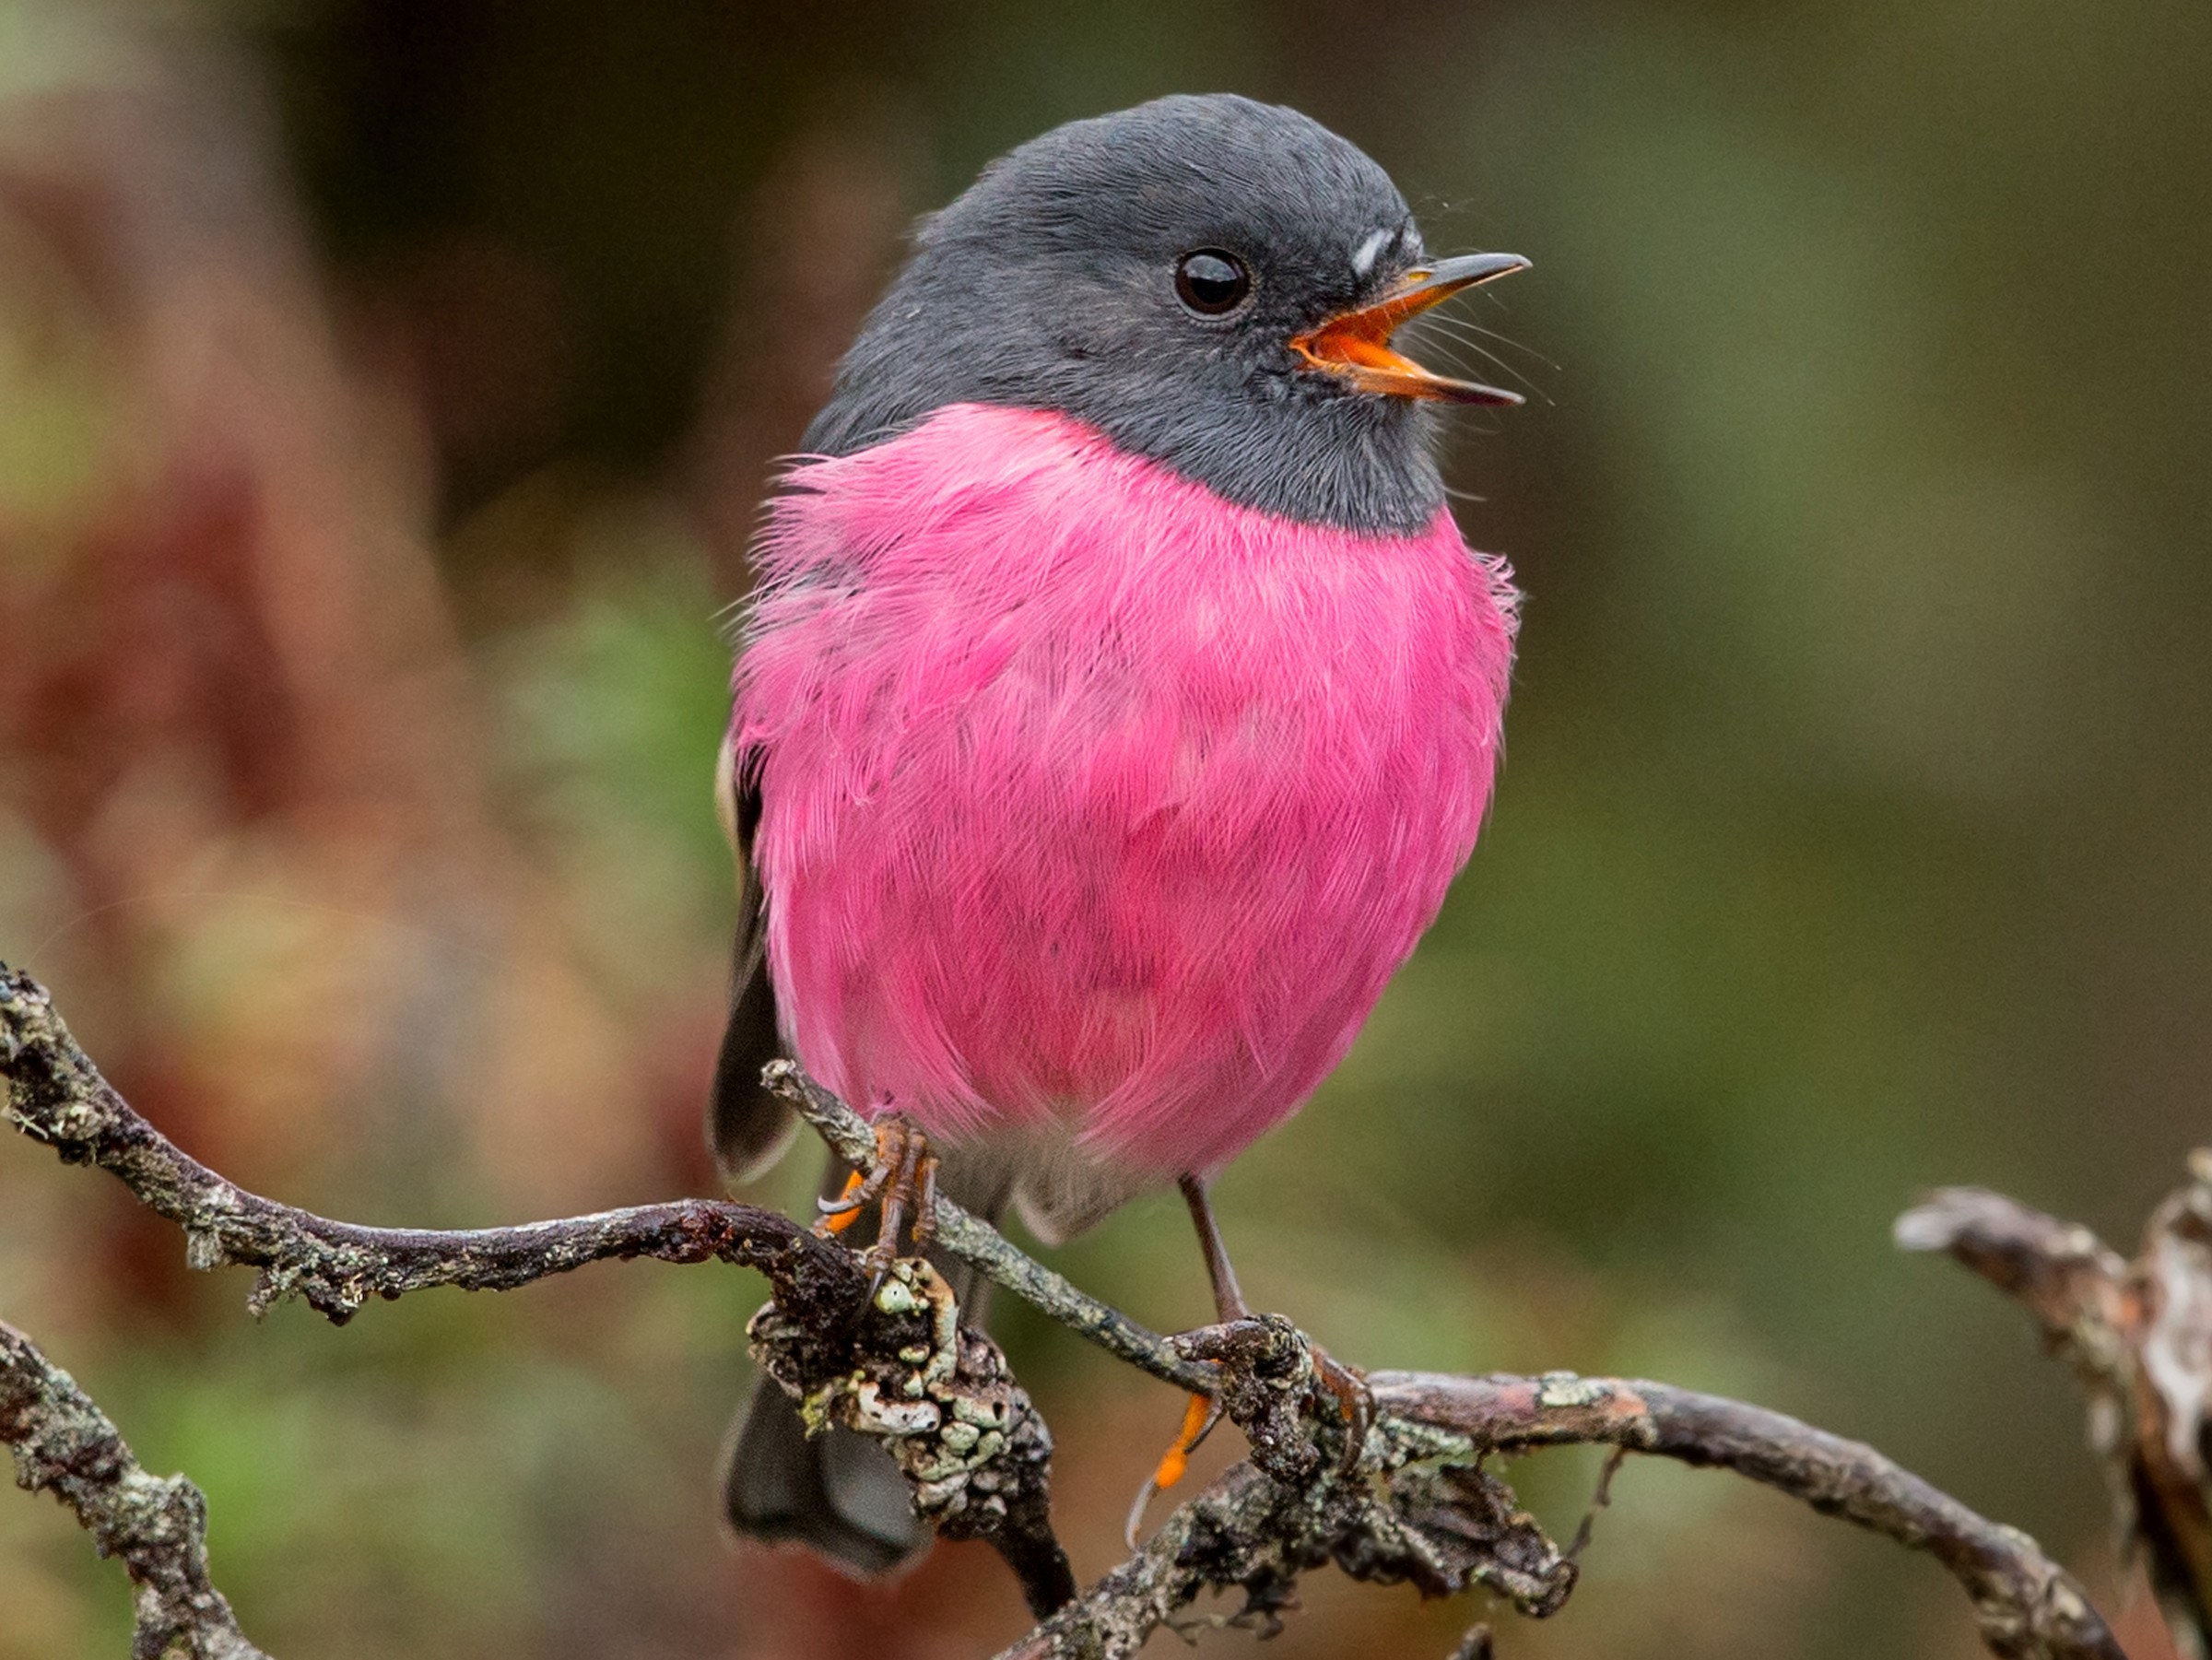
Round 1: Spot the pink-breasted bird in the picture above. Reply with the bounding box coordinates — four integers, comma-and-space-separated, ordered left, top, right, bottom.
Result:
710, 93, 1524, 1576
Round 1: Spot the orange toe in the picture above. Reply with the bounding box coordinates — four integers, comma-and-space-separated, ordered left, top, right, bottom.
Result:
1150, 1390, 1215, 1491
820, 1170, 868, 1235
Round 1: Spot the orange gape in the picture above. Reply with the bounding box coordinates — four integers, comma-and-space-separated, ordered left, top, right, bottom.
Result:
1288, 252, 1530, 403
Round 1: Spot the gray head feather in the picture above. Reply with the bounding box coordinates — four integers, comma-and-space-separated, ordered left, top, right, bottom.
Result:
804, 93, 1448, 533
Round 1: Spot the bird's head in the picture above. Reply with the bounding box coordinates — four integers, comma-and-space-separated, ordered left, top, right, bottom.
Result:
805, 94, 1528, 534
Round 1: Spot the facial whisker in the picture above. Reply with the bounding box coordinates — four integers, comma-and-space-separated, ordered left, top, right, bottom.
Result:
1402, 315, 1554, 404
1430, 313, 1562, 372
1410, 312, 1558, 373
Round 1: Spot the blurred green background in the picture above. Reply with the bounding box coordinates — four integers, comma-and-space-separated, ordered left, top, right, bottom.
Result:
2, 2, 2206, 1655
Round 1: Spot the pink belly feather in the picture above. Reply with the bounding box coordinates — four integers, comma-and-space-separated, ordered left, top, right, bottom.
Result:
733, 403, 1516, 1176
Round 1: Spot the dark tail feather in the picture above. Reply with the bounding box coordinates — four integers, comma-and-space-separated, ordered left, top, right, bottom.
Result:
721, 1148, 1013, 1578
723, 1373, 926, 1574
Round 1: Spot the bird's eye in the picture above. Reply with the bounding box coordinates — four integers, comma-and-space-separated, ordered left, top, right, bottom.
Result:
1174, 249, 1252, 316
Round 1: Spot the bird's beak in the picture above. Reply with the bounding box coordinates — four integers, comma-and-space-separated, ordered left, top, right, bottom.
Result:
1290, 251, 1530, 406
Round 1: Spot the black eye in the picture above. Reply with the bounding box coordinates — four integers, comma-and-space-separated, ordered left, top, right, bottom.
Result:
1174, 249, 1251, 315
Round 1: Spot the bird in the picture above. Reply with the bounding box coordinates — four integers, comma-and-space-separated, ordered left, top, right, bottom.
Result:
709, 91, 1524, 1578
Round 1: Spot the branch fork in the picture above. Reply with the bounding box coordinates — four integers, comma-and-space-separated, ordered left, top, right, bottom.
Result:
1901, 1156, 2212, 1654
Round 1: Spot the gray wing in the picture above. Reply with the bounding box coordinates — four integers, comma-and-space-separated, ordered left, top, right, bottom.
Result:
706, 735, 797, 1183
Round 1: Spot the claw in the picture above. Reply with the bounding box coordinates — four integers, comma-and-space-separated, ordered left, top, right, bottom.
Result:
1313, 1347, 1373, 1475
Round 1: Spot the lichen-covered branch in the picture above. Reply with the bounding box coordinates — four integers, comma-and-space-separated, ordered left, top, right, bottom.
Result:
995, 1320, 1572, 1660
1, 961, 2136, 1658
1376, 1371, 2123, 1660
0, 965, 846, 1324
747, 1254, 1077, 1616
2, 1319, 270, 1660
1901, 1160, 2212, 1658
999, 1316, 2124, 1660
2, 962, 1076, 1623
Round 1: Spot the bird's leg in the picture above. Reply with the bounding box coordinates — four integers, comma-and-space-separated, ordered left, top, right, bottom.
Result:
1181, 1172, 1250, 1324
1125, 1386, 1222, 1548
1182, 1172, 1373, 1475
813, 1114, 939, 1282
908, 1144, 942, 1253
868, 1122, 931, 1272
1128, 1176, 1242, 1541
1130, 1177, 1371, 1541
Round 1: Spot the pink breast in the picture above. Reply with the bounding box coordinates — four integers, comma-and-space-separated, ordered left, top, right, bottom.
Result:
734, 403, 1516, 1175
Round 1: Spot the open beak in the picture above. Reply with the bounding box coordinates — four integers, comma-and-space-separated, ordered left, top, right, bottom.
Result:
1289, 251, 1530, 406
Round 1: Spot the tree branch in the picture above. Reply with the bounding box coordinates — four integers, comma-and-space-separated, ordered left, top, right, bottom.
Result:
0, 965, 850, 1323
3, 962, 2135, 1657
1902, 1162, 2212, 1657
1000, 1316, 2124, 1660
1, 962, 1076, 1619
1377, 1372, 2123, 1660
2, 1319, 270, 1660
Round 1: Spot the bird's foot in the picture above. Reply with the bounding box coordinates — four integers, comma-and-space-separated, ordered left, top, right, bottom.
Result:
814, 1113, 940, 1283
1124, 1329, 1371, 1544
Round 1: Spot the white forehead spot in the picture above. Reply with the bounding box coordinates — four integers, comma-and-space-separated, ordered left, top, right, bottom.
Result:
1351, 227, 1393, 278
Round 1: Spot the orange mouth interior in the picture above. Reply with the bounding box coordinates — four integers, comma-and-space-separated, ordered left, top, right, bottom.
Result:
1288, 257, 1527, 405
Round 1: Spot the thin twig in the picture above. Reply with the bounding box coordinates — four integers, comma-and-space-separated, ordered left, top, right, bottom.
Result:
0, 966, 841, 1324
1895, 1189, 2136, 1394
1375, 1372, 2125, 1660
2, 1319, 270, 1660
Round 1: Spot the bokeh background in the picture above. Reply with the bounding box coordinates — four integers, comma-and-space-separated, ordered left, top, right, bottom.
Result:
2, 2, 2206, 1655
